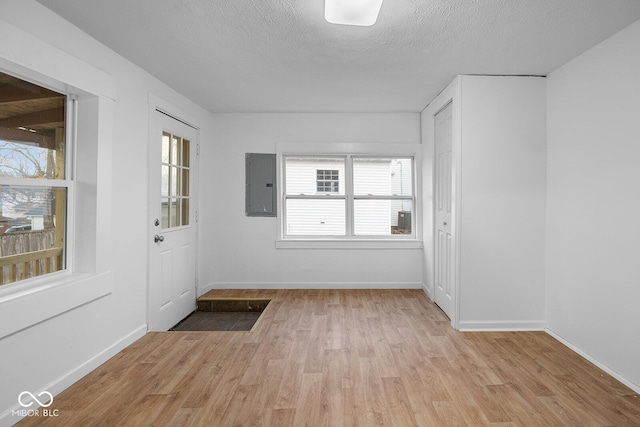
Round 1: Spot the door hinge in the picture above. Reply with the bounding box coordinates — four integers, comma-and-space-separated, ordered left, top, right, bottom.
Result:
195, 210, 199, 222
196, 144, 200, 155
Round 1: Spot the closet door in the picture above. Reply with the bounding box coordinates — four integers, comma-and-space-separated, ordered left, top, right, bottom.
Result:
434, 102, 454, 319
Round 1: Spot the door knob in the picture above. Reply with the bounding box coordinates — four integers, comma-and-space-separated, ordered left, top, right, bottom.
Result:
154, 235, 165, 243
443, 221, 447, 226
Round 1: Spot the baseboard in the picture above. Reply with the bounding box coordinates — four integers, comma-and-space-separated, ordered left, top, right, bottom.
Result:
458, 320, 546, 331
0, 325, 147, 427
202, 281, 423, 293
421, 284, 432, 300
545, 328, 640, 394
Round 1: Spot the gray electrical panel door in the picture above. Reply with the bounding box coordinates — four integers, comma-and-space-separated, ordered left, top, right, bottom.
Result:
245, 153, 276, 216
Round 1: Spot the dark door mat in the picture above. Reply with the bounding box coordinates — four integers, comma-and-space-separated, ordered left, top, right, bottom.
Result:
197, 298, 270, 312
169, 311, 262, 331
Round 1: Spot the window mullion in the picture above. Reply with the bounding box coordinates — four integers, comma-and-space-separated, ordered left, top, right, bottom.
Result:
345, 155, 353, 237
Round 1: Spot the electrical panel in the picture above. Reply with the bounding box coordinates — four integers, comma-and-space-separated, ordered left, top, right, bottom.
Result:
245, 153, 276, 217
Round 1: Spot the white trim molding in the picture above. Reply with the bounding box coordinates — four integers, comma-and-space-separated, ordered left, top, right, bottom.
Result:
421, 283, 432, 300
0, 325, 146, 427
202, 281, 423, 293
0, 30, 116, 340
546, 328, 640, 394
458, 320, 546, 332
275, 240, 423, 250
0, 272, 113, 340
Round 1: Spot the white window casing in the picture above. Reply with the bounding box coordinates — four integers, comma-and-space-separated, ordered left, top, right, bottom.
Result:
276, 142, 423, 250
0, 23, 115, 339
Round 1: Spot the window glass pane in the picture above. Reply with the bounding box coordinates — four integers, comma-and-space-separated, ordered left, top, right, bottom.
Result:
285, 199, 345, 236
181, 168, 190, 197
182, 139, 190, 168
316, 169, 340, 193
180, 198, 189, 226
170, 166, 178, 196
0, 74, 66, 180
354, 200, 413, 236
285, 157, 345, 195
170, 199, 178, 228
161, 198, 169, 229
353, 158, 413, 196
171, 136, 179, 166
160, 131, 190, 230
0, 185, 66, 285
162, 132, 170, 163
161, 165, 169, 197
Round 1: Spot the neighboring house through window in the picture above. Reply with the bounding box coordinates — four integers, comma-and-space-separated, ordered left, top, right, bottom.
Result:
316, 169, 339, 193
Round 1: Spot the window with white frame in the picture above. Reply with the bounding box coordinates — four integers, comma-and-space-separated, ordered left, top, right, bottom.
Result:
316, 169, 339, 193
0, 71, 72, 286
283, 155, 414, 238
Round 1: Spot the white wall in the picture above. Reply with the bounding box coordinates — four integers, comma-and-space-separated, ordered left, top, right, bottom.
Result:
0, 1, 214, 424
458, 75, 547, 328
200, 113, 423, 289
546, 19, 640, 389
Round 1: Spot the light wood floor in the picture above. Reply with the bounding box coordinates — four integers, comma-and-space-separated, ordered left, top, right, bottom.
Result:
20, 289, 640, 426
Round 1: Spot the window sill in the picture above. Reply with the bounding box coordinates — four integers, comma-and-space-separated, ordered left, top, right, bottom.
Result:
0, 271, 113, 339
275, 239, 423, 250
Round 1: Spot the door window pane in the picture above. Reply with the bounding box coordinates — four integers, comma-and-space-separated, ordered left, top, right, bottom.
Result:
170, 199, 178, 227
180, 199, 189, 226
181, 169, 190, 197
182, 140, 190, 168
170, 167, 178, 196
160, 131, 190, 230
161, 198, 169, 229
171, 136, 180, 165
161, 165, 169, 196
162, 133, 170, 163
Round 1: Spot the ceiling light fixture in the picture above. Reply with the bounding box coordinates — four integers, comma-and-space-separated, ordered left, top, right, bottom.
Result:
324, 0, 384, 27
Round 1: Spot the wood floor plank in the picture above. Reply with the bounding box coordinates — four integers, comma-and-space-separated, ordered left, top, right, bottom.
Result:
16, 289, 640, 426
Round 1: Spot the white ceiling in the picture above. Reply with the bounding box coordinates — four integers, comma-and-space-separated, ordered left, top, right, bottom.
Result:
37, 0, 640, 113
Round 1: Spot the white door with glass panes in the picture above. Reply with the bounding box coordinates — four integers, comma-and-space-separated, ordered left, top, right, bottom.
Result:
434, 102, 454, 319
148, 110, 198, 331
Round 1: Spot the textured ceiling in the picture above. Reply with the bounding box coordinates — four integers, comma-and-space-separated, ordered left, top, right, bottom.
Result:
36, 0, 640, 113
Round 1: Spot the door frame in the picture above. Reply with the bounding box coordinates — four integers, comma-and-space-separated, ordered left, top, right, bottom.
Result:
423, 77, 462, 329
146, 94, 200, 331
